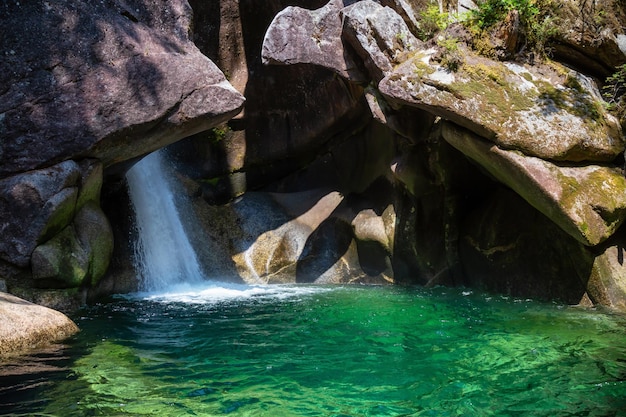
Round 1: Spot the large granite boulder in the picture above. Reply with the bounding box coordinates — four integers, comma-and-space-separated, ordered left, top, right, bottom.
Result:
260, 0, 626, 312
0, 159, 114, 298
261, 0, 366, 82
341, 0, 421, 82
0, 161, 92, 268
379, 48, 624, 162
31, 202, 114, 289
550, 0, 626, 78
586, 231, 626, 311
263, 0, 624, 164
0, 292, 78, 358
0, 0, 244, 178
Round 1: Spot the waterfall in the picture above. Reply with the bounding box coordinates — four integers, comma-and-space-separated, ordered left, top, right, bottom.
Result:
126, 150, 205, 291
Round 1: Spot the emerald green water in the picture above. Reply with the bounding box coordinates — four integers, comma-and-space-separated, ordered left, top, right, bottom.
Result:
2, 284, 626, 416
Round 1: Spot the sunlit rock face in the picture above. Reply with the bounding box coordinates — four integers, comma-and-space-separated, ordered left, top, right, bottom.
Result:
380, 54, 624, 162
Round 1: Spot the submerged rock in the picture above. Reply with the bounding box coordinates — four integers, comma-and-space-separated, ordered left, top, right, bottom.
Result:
0, 292, 78, 358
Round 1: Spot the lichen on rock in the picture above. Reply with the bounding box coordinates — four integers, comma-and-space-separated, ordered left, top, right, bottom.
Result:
379, 49, 624, 162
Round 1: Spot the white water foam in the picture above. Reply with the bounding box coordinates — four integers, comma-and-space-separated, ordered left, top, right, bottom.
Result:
130, 282, 333, 305
126, 150, 205, 291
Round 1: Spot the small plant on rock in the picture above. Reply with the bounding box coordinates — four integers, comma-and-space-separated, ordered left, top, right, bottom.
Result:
418, 3, 450, 40
603, 64, 626, 126
437, 36, 463, 72
466, 0, 558, 59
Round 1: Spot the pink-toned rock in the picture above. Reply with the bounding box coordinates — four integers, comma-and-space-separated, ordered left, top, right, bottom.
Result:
0, 0, 244, 178
341, 0, 422, 82
262, 0, 366, 82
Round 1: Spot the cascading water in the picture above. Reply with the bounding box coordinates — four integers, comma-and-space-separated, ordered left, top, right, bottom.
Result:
125, 150, 205, 291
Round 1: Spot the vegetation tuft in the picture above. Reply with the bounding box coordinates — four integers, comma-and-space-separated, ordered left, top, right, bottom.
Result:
418, 4, 450, 40
436, 36, 463, 72
602, 64, 626, 126
466, 0, 558, 59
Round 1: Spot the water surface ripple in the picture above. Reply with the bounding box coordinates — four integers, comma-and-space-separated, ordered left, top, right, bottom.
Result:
1, 284, 625, 416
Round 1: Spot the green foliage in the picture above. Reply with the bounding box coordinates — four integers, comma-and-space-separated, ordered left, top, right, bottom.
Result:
418, 4, 449, 40
206, 125, 230, 144
437, 36, 463, 72
526, 13, 558, 54
466, 0, 558, 57
471, 0, 540, 30
602, 64, 626, 124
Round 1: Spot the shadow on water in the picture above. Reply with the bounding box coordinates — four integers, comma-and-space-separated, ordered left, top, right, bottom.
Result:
0, 345, 75, 415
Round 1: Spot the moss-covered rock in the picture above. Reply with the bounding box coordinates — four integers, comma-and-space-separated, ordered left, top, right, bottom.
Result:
0, 160, 81, 268
442, 122, 626, 246
76, 159, 103, 209
31, 202, 113, 289
74, 202, 114, 286
379, 48, 624, 162
31, 226, 89, 289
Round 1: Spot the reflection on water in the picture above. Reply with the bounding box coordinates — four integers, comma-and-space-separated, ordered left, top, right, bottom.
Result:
2, 284, 626, 416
